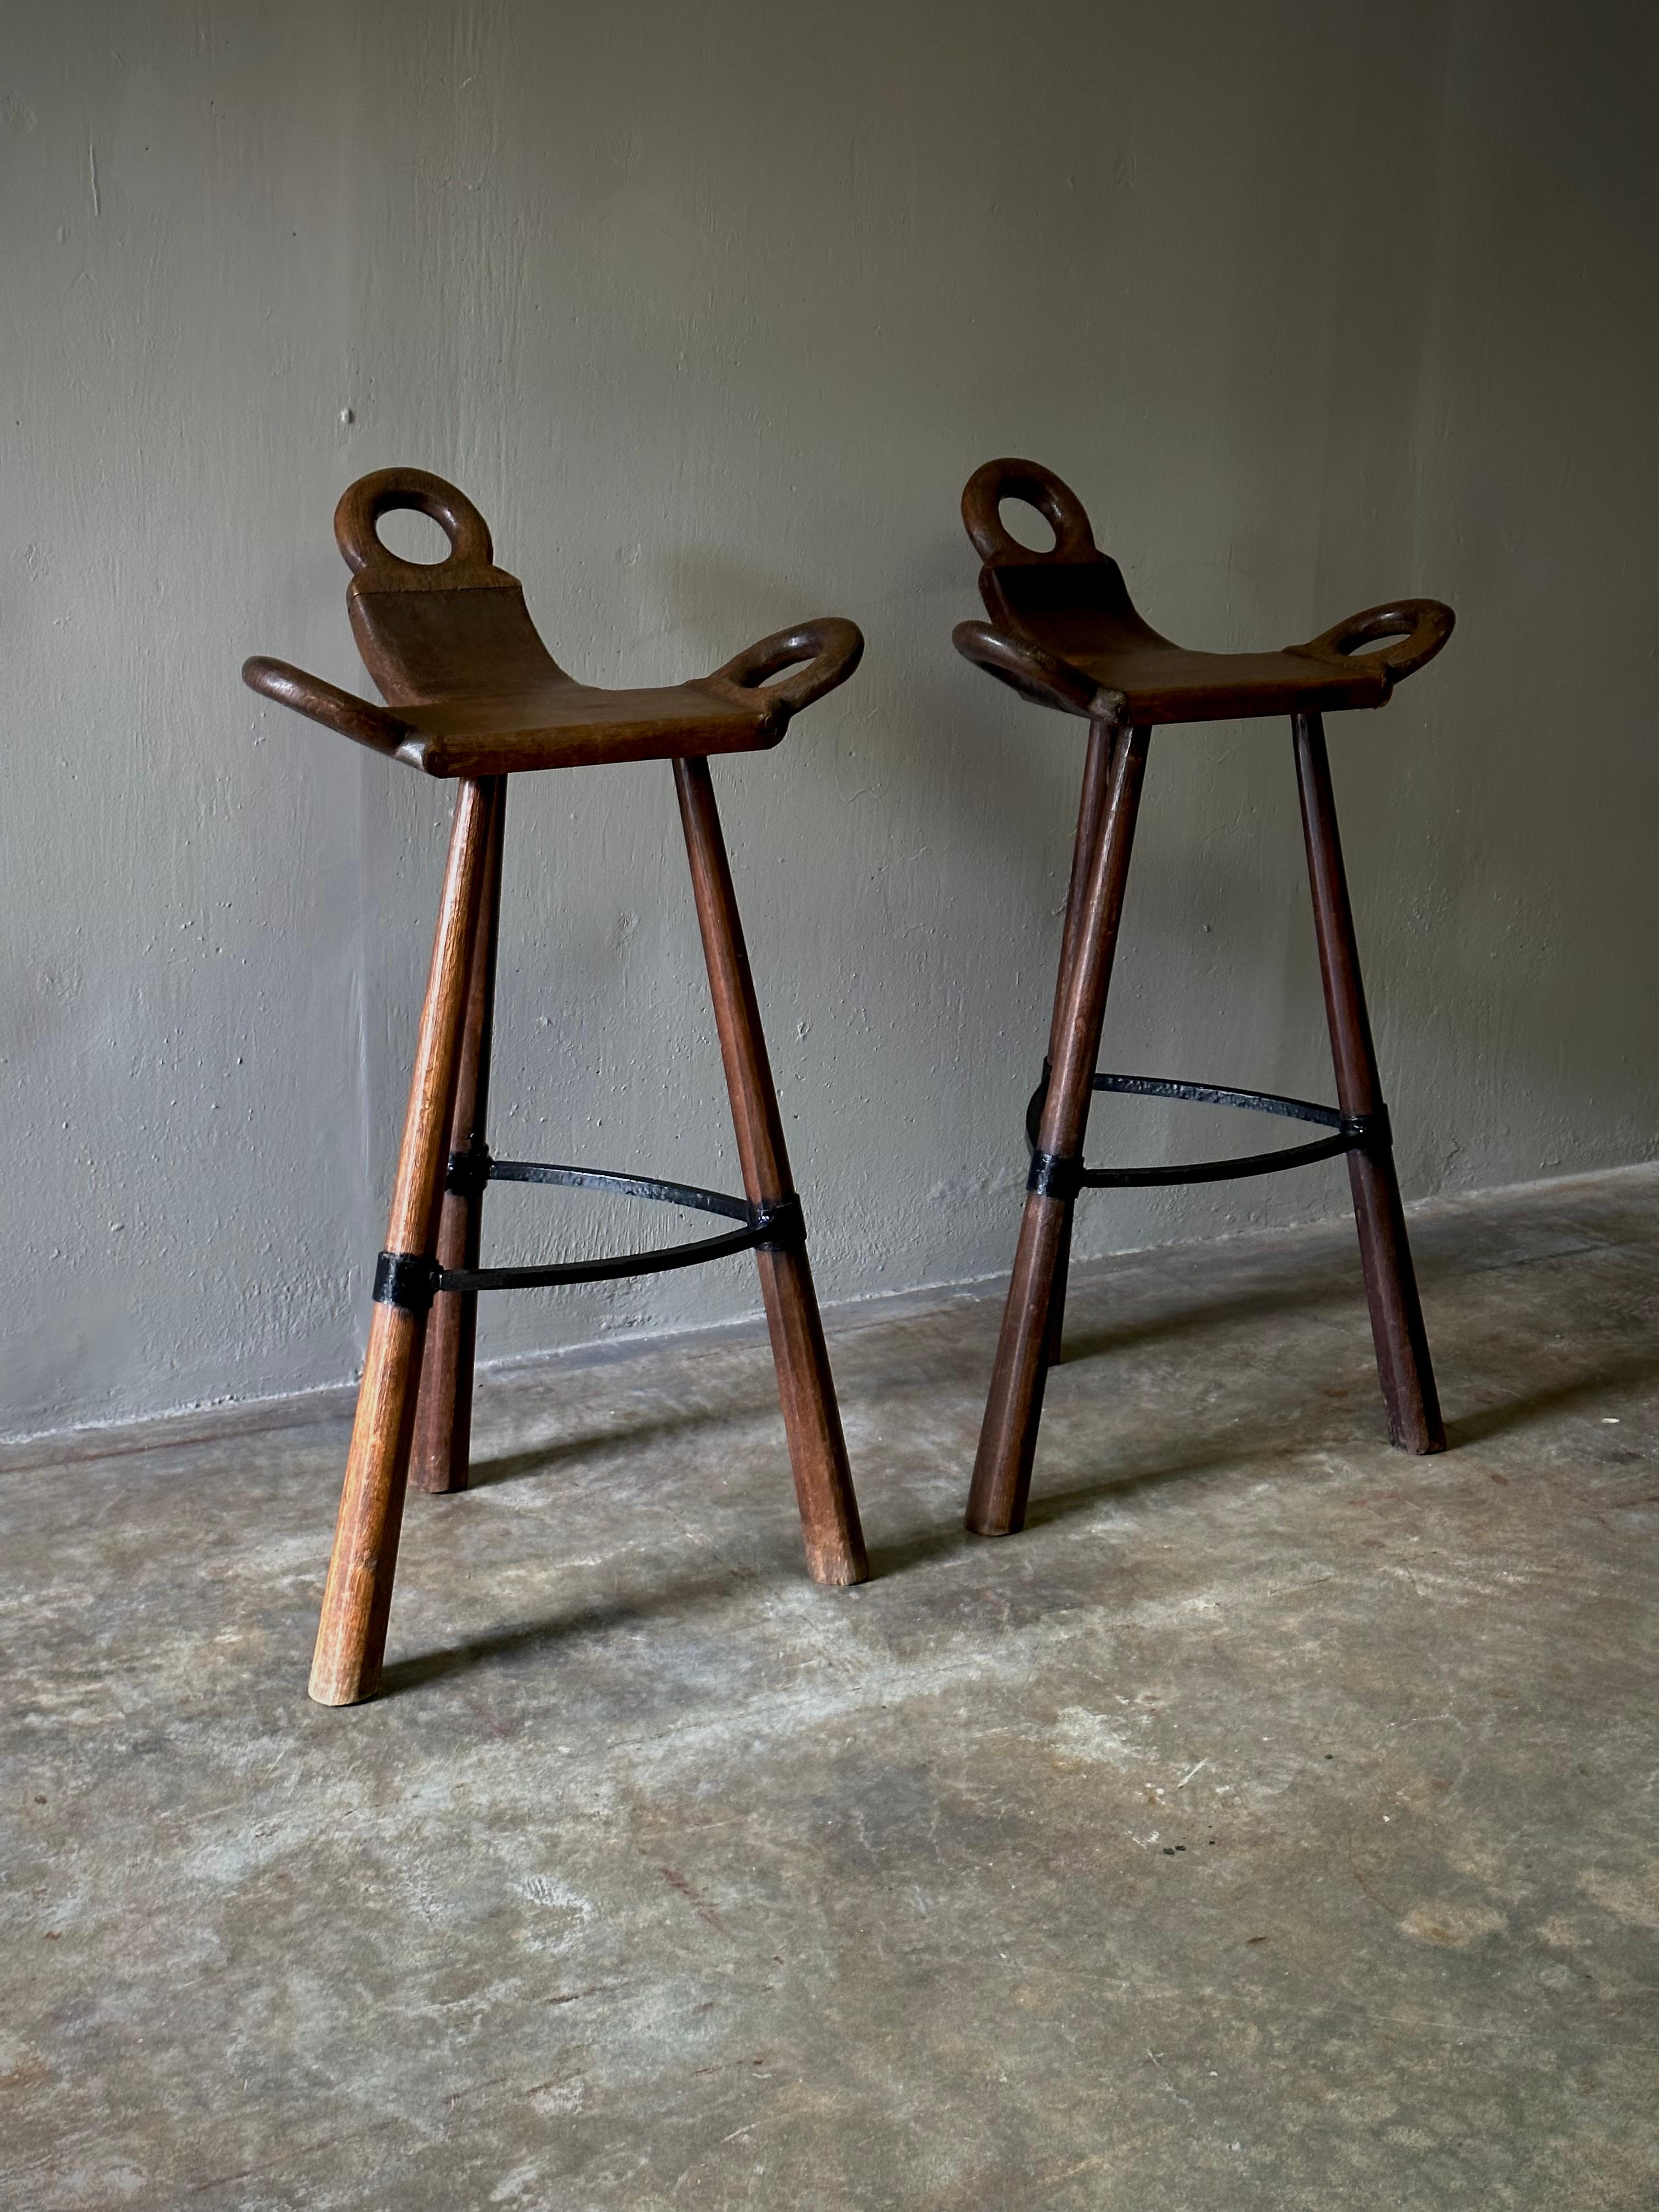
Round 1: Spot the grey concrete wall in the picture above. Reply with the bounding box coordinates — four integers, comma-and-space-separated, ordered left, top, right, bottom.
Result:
3, 0, 1655, 1438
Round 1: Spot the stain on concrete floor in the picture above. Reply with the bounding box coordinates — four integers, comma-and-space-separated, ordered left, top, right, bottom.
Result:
3, 1169, 1657, 2208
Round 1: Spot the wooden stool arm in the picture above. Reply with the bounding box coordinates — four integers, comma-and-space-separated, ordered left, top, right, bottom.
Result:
710, 617, 864, 721
242, 656, 420, 762
952, 619, 1107, 719
1303, 599, 1455, 686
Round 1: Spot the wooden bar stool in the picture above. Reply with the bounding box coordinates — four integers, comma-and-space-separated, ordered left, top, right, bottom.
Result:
954, 458, 1453, 1538
246, 467, 868, 1704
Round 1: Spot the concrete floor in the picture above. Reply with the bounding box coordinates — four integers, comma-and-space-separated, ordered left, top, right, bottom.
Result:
3, 1168, 1657, 2210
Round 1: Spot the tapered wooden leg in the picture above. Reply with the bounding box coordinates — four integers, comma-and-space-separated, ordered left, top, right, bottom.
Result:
309, 777, 499, 1706
1040, 719, 1116, 1368
410, 777, 506, 1493
1293, 714, 1444, 1453
673, 755, 868, 1585
969, 723, 1151, 1536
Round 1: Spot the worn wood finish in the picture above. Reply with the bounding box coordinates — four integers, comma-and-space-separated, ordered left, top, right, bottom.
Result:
243, 469, 862, 779
410, 777, 507, 1493
253, 467, 871, 1694
1293, 714, 1445, 1453
968, 724, 1151, 1537
957, 455, 1452, 1533
1041, 718, 1116, 1368
308, 777, 496, 1705
956, 456, 1453, 729
674, 754, 868, 1585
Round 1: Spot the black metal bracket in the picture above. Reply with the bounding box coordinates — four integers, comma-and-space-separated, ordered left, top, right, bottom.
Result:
749, 1192, 807, 1253
445, 1142, 493, 1198
373, 1248, 439, 1312
1024, 1062, 1389, 1192
1028, 1149, 1085, 1202
404, 1156, 807, 1296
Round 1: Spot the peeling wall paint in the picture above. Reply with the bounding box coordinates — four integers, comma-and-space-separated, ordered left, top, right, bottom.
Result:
2, 0, 1655, 1438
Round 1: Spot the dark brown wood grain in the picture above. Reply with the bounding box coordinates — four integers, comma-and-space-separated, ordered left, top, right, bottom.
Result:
958, 458, 1452, 1534
675, 754, 868, 1586
1040, 717, 1116, 1368
1293, 714, 1444, 1453
956, 456, 1453, 727
308, 776, 496, 1706
409, 777, 507, 1493
244, 469, 861, 779
250, 467, 871, 1701
968, 724, 1150, 1537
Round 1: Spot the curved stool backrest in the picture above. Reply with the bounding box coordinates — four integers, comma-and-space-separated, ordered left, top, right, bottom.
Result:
334, 467, 567, 708
960, 458, 1161, 657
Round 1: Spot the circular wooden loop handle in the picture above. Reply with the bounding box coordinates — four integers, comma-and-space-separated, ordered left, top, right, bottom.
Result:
962, 457, 1097, 566
713, 617, 864, 716
334, 467, 495, 584
1310, 598, 1455, 684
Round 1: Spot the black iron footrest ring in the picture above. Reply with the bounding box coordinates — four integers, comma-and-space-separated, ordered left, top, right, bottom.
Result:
1023, 1063, 1390, 1192
371, 1156, 806, 1306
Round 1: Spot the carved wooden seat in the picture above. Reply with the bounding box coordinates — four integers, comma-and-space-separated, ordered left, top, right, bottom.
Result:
246, 469, 859, 777
955, 458, 1455, 1539
246, 468, 868, 1706
955, 460, 1453, 727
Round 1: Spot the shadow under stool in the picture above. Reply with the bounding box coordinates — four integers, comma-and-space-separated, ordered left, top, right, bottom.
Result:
953, 457, 1453, 1539
246, 467, 868, 1705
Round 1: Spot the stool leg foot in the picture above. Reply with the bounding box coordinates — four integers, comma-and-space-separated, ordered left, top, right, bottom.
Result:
410, 778, 507, 1494
674, 756, 867, 1585
1293, 714, 1444, 1453
1043, 1206, 1075, 1368
309, 778, 498, 1706
969, 723, 1150, 1536
755, 1243, 867, 1584
970, 1190, 1077, 1534
1342, 1149, 1444, 1451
